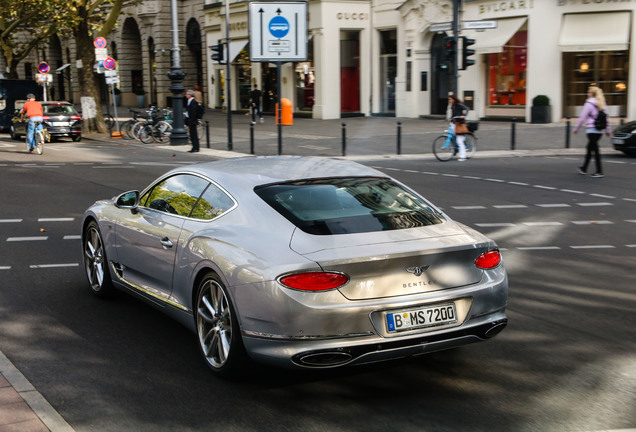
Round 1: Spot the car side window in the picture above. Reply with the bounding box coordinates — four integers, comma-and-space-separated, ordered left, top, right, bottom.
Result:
140, 174, 209, 217
190, 182, 235, 220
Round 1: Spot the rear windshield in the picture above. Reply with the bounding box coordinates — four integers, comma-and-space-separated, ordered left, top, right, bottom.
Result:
44, 104, 76, 115
255, 177, 445, 235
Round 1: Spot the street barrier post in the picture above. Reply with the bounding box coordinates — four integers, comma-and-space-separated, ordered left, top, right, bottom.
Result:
341, 123, 346, 156
250, 122, 255, 154
397, 121, 402, 155
510, 118, 516, 150
206, 120, 210, 148
565, 117, 570, 148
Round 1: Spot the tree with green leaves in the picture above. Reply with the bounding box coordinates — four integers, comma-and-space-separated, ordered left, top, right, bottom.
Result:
0, 0, 75, 78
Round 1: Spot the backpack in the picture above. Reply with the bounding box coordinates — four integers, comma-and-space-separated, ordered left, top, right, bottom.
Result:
594, 109, 607, 130
196, 102, 205, 119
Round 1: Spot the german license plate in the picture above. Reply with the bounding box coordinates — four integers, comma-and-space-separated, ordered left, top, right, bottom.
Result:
51, 121, 69, 126
386, 303, 457, 333
612, 139, 623, 145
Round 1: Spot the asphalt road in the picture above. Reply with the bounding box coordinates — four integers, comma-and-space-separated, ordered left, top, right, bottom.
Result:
0, 134, 635, 432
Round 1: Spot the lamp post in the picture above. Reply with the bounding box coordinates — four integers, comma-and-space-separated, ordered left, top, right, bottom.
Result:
167, 0, 188, 145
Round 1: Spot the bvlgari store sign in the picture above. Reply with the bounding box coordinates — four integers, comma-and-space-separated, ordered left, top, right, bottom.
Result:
478, 0, 534, 14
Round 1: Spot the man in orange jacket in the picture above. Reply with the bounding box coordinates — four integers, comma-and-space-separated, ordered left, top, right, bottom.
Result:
20, 93, 44, 152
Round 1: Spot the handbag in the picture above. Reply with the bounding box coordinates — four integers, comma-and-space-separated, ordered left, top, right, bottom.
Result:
454, 121, 469, 135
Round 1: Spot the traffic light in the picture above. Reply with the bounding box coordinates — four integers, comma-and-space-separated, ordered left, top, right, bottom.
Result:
210, 41, 225, 64
460, 36, 476, 70
444, 36, 456, 64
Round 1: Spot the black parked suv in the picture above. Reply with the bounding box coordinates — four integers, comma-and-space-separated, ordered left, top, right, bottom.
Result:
611, 121, 636, 156
11, 101, 82, 142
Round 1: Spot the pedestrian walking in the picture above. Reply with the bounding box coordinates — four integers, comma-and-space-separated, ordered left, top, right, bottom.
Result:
250, 84, 263, 123
185, 89, 200, 153
573, 86, 611, 178
448, 94, 469, 161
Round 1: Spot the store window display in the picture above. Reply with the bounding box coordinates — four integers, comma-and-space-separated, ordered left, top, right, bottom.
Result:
487, 30, 527, 106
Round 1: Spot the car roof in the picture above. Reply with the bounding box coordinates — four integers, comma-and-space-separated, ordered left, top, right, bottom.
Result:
175, 156, 388, 193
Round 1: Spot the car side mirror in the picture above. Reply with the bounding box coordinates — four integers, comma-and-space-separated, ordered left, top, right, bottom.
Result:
115, 190, 140, 211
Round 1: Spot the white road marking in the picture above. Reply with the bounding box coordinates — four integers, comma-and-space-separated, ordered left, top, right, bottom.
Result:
508, 181, 529, 186
475, 223, 516, 227
570, 245, 615, 249
590, 193, 616, 199
7, 236, 48, 242
534, 185, 557, 190
560, 189, 586, 194
493, 204, 527, 209
522, 222, 564, 226
63, 235, 81, 240
0, 266, 11, 270
536, 203, 570, 208
517, 246, 561, 250
452, 206, 487, 210
485, 178, 505, 182
577, 202, 613, 207
0, 219, 22, 223
29, 263, 80, 269
38, 218, 75, 222
571, 220, 614, 225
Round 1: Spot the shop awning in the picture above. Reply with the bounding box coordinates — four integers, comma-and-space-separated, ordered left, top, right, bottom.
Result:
559, 12, 631, 52
470, 17, 527, 54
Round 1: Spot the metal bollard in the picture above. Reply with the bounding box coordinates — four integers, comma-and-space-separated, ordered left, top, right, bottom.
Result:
510, 118, 516, 150
341, 123, 347, 157
206, 120, 210, 148
250, 122, 255, 154
397, 121, 402, 155
565, 117, 571, 148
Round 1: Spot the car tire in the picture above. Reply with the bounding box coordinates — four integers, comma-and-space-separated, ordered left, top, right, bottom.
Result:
10, 126, 19, 140
83, 220, 114, 297
72, 134, 82, 142
195, 272, 248, 377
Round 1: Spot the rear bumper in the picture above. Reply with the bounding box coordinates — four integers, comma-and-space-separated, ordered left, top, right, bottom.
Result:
242, 311, 507, 369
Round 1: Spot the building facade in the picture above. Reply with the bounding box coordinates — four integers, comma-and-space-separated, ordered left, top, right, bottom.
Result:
2, 0, 633, 123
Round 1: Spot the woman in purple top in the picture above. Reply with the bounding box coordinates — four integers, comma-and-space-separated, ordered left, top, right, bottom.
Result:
573, 86, 611, 178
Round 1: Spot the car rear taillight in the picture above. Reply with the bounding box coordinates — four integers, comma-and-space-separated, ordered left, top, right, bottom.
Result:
279, 272, 349, 291
475, 250, 502, 269
70, 115, 82, 120
42, 115, 50, 120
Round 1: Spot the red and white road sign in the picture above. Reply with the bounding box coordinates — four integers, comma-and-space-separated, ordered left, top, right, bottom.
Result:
94, 37, 107, 48
103, 57, 116, 70
38, 62, 50, 74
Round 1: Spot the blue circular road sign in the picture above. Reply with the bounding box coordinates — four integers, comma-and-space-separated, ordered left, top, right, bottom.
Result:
269, 16, 289, 38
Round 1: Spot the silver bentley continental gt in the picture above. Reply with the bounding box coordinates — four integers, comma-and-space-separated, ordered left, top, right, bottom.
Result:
82, 156, 508, 376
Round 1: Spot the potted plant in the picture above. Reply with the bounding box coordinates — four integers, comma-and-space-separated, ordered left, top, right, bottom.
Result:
531, 95, 551, 123
134, 88, 146, 107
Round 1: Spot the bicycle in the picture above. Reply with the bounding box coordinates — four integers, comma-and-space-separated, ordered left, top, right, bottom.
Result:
432, 120, 477, 162
26, 120, 49, 155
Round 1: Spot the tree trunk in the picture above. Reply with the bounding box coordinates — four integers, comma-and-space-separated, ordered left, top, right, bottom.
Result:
74, 6, 107, 133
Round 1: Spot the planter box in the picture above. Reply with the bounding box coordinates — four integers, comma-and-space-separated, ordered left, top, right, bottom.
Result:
531, 106, 552, 123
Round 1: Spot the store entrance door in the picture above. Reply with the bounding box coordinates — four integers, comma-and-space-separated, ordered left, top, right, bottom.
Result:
340, 31, 360, 113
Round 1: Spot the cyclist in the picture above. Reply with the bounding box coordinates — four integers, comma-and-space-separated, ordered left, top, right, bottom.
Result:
20, 93, 44, 153
448, 94, 469, 161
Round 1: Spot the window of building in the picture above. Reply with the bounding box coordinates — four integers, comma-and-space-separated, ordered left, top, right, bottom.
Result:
487, 30, 527, 106
379, 29, 397, 112
563, 51, 628, 117
295, 37, 314, 111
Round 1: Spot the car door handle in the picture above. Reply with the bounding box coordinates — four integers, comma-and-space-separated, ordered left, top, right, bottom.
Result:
160, 237, 173, 248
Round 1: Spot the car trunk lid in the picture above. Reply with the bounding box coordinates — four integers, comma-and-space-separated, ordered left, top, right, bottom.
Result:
289, 223, 489, 300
